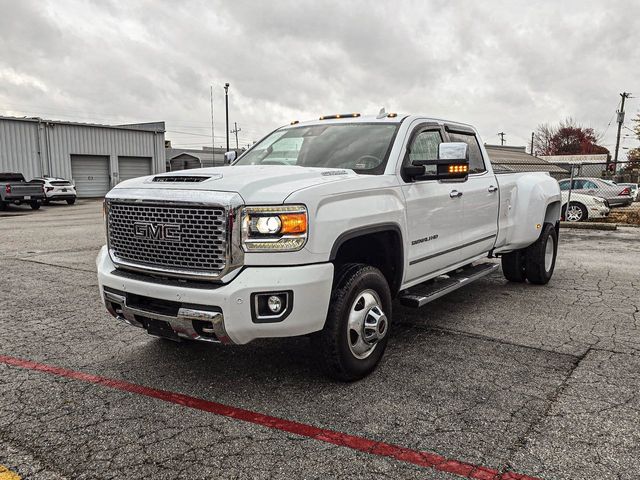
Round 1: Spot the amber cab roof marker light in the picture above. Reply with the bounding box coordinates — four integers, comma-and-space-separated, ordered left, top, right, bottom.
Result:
318, 113, 361, 120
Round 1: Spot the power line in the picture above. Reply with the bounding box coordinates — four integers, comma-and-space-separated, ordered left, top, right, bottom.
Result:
497, 132, 506, 146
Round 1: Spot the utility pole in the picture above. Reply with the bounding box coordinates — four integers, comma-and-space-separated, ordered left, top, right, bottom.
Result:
530, 132, 535, 155
231, 122, 241, 149
210, 86, 215, 152
613, 92, 631, 171
224, 83, 230, 152
498, 132, 506, 146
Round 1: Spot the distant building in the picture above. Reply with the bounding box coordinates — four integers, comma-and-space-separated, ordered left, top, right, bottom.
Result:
539, 154, 610, 178
165, 145, 243, 171
484, 145, 569, 179
0, 116, 165, 197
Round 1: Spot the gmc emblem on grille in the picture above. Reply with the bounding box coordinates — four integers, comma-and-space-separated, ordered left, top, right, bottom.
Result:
133, 222, 182, 242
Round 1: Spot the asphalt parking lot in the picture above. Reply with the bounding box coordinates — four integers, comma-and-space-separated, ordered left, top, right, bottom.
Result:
1, 200, 639, 480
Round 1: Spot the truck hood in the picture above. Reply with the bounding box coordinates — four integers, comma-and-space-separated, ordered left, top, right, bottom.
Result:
112, 165, 358, 204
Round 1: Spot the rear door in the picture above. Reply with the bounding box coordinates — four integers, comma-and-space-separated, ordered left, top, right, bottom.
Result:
401, 122, 465, 284
446, 127, 499, 258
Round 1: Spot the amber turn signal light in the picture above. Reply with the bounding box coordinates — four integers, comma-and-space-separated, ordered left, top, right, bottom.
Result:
280, 213, 307, 234
448, 164, 469, 174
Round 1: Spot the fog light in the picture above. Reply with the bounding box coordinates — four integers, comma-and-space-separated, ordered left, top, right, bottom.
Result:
252, 291, 293, 323
267, 295, 283, 313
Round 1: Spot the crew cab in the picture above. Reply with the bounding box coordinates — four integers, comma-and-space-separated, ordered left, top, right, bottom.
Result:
0, 172, 45, 210
97, 113, 561, 381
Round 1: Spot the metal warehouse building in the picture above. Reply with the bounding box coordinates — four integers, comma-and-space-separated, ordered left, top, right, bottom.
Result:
0, 116, 166, 197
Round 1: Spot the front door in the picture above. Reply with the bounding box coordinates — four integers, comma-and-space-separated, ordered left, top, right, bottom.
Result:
401, 123, 465, 285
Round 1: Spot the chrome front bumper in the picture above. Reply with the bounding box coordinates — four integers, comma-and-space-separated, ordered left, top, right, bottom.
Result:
103, 289, 232, 344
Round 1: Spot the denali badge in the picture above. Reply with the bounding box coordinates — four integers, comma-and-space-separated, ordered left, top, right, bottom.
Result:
133, 222, 182, 241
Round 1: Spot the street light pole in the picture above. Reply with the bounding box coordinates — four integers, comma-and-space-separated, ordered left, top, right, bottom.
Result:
224, 83, 230, 152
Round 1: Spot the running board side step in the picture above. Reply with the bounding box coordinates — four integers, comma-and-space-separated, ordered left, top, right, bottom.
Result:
398, 262, 499, 308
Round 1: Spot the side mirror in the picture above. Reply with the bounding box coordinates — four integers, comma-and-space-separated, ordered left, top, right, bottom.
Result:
224, 151, 237, 165
402, 142, 470, 181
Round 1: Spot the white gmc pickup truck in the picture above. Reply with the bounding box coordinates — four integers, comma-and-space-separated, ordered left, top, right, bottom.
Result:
97, 112, 561, 380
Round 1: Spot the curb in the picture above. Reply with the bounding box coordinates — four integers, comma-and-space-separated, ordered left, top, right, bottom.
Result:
560, 221, 617, 231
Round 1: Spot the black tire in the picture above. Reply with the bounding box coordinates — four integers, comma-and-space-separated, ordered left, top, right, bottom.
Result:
0, 202, 6, 211
524, 223, 558, 285
562, 202, 587, 222
501, 250, 527, 282
66, 198, 76, 205
312, 264, 392, 382
30, 201, 41, 210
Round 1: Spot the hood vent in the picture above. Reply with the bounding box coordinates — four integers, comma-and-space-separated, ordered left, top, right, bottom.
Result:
152, 175, 210, 183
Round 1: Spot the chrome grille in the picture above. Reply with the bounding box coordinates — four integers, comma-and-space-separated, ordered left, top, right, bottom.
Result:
107, 202, 227, 275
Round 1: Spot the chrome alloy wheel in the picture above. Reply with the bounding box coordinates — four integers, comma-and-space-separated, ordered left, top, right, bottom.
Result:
347, 289, 388, 360
566, 205, 583, 222
545, 235, 555, 272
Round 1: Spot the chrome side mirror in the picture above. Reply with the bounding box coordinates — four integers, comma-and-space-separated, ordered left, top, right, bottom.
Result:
438, 142, 468, 161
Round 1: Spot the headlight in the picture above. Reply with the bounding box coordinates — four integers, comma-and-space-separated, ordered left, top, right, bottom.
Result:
241, 205, 308, 252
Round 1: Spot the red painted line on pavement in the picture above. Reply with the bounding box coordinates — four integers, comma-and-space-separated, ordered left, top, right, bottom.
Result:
0, 354, 540, 480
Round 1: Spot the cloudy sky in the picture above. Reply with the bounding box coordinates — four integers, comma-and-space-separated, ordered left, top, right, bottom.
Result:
0, 0, 638, 157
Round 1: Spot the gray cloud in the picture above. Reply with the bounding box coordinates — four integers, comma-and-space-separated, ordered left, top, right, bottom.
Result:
0, 0, 638, 153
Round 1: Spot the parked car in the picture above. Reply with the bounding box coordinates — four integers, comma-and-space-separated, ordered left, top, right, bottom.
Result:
0, 172, 45, 210
31, 177, 77, 205
558, 177, 633, 207
561, 191, 609, 222
618, 183, 639, 202
97, 113, 561, 381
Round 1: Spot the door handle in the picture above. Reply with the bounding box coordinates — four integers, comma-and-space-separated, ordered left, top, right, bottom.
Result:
488, 185, 498, 193
449, 190, 463, 198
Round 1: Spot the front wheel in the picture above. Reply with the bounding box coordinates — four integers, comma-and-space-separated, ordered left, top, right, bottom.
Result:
563, 202, 587, 222
313, 264, 392, 381
525, 223, 558, 285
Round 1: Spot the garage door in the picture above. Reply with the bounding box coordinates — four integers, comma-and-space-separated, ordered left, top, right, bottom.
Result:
118, 156, 152, 183
70, 155, 110, 198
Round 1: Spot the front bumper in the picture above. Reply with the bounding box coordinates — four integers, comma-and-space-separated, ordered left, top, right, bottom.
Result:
589, 206, 610, 218
96, 246, 334, 344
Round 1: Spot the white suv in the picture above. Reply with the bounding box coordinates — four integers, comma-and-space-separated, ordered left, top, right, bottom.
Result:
33, 177, 77, 205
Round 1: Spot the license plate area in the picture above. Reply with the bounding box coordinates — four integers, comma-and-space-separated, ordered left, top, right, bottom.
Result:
141, 318, 180, 341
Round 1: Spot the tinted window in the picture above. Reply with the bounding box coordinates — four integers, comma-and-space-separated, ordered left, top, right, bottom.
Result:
559, 180, 569, 191
408, 130, 442, 163
447, 132, 485, 173
584, 181, 598, 189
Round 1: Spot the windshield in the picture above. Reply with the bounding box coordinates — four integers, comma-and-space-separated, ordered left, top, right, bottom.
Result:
235, 123, 399, 174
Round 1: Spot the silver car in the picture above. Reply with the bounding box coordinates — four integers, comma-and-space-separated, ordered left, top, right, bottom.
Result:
618, 183, 639, 202
558, 177, 633, 207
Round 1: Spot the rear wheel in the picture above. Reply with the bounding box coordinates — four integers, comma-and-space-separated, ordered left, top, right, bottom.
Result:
563, 202, 587, 222
313, 264, 391, 381
0, 202, 6, 211
525, 223, 558, 285
66, 198, 76, 205
30, 201, 40, 210
501, 250, 527, 282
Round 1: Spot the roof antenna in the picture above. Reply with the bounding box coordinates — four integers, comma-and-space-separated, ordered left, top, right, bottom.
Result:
376, 107, 386, 119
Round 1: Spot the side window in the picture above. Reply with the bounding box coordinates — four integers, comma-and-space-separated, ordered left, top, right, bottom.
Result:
572, 180, 586, 189
584, 181, 598, 189
408, 130, 441, 163
447, 132, 485, 173
559, 181, 569, 191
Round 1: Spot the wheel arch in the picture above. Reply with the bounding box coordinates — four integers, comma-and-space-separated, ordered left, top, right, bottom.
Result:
330, 223, 404, 296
